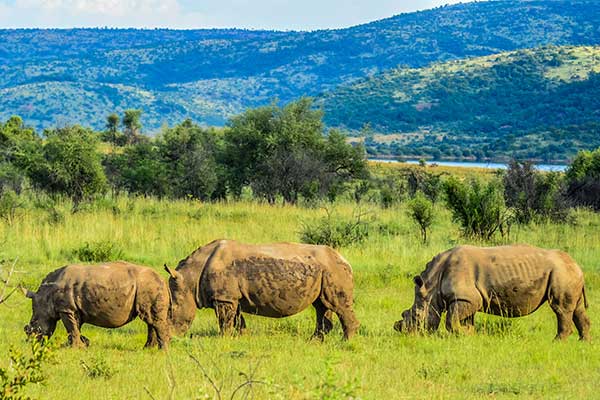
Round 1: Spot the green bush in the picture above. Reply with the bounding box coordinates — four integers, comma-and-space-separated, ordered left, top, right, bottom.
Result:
73, 240, 124, 262
0, 189, 22, 226
405, 168, 443, 203
1, 338, 53, 400
406, 192, 434, 243
300, 211, 370, 248
444, 177, 509, 240
503, 160, 569, 223
564, 148, 600, 211
80, 357, 116, 380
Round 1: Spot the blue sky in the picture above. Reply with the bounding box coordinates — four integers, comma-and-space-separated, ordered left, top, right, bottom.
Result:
0, 0, 474, 30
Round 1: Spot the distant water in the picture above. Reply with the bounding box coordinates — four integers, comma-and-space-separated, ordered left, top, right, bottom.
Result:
369, 159, 568, 172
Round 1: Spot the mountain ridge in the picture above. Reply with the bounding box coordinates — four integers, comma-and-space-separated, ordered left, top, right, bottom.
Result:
321, 45, 600, 161
1, 0, 600, 131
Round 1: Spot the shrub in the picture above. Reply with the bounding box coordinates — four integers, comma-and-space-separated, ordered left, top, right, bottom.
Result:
444, 177, 509, 240
313, 358, 359, 400
375, 173, 406, 208
503, 160, 568, 223
300, 210, 370, 248
73, 240, 124, 262
0, 189, 22, 226
80, 357, 116, 380
1, 338, 53, 400
405, 168, 443, 203
406, 192, 434, 243
564, 148, 600, 211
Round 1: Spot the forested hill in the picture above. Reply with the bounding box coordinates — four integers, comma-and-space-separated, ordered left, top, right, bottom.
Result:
321, 46, 600, 161
1, 0, 600, 130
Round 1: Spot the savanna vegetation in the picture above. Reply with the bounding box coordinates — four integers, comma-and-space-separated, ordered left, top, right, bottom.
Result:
1, 98, 600, 398
323, 46, 600, 161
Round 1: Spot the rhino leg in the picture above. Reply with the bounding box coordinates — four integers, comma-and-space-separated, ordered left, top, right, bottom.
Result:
234, 306, 246, 334
311, 299, 334, 341
335, 309, 360, 340
445, 300, 477, 335
573, 299, 591, 341
143, 323, 170, 349
145, 327, 158, 348
140, 313, 170, 349
214, 301, 237, 336
549, 292, 576, 340
60, 312, 88, 348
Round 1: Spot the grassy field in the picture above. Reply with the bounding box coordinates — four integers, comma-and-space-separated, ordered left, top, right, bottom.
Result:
1, 187, 600, 399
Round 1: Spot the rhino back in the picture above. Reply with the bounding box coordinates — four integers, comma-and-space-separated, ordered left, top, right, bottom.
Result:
200, 241, 337, 317
46, 262, 146, 328
441, 245, 568, 316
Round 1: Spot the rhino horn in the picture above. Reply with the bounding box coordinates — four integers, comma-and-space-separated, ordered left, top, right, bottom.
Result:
20, 286, 35, 299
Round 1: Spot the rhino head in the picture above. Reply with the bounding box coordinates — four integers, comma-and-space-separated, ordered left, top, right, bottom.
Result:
22, 287, 57, 340
164, 265, 197, 336
394, 275, 441, 334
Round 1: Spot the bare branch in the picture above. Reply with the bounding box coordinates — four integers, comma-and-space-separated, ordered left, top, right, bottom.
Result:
189, 353, 222, 400
0, 258, 19, 305
144, 387, 159, 400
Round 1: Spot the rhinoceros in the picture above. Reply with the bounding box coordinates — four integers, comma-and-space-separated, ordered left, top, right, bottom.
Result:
23, 262, 171, 349
165, 239, 360, 340
394, 245, 590, 340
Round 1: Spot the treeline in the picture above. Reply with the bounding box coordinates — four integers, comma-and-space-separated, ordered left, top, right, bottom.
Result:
2, 97, 600, 247
323, 46, 600, 161
0, 99, 367, 210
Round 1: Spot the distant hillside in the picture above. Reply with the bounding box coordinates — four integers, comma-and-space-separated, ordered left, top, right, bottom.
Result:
1, 0, 600, 130
321, 45, 600, 161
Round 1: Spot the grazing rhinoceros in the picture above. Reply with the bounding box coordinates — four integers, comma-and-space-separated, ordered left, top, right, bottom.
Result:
165, 239, 360, 340
23, 262, 171, 349
394, 245, 590, 340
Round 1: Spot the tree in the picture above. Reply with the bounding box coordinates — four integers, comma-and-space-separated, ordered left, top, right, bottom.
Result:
103, 141, 169, 197
223, 98, 367, 203
406, 192, 434, 243
104, 113, 123, 145
123, 109, 142, 143
159, 120, 225, 200
28, 126, 107, 211
564, 148, 600, 211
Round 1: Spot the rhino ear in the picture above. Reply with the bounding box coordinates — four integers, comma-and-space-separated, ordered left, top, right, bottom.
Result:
164, 264, 181, 280
20, 286, 36, 299
413, 275, 424, 288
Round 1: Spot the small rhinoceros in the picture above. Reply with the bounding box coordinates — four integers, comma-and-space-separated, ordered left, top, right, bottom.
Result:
165, 239, 360, 340
23, 262, 171, 349
394, 245, 590, 340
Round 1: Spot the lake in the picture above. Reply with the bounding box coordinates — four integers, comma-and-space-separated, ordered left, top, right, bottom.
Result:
369, 159, 568, 172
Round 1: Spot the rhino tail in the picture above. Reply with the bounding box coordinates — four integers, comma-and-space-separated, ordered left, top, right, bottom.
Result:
583, 285, 589, 309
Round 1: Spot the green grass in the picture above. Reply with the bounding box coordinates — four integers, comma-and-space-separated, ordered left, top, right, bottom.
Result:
1, 195, 600, 399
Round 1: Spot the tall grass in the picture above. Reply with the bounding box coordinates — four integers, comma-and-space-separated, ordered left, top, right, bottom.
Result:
1, 194, 599, 399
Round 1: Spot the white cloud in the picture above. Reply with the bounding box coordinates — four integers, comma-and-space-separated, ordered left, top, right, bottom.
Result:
3, 0, 209, 28
0, 0, 480, 29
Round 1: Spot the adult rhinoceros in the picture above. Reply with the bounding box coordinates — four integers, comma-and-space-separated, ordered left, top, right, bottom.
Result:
23, 262, 171, 349
165, 239, 360, 340
394, 245, 590, 340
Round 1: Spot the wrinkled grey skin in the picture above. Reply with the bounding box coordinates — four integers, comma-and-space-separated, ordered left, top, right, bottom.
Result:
166, 239, 360, 340
394, 245, 591, 340
24, 262, 171, 349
